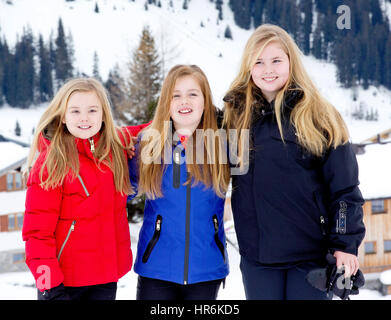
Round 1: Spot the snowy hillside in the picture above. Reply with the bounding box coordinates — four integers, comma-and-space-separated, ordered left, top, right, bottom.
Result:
0, 0, 391, 144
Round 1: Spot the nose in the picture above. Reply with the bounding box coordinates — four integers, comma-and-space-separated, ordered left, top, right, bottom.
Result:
264, 63, 274, 74
180, 96, 189, 106
80, 111, 89, 122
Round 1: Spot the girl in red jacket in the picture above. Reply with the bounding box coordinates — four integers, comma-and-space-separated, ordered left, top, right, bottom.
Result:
22, 78, 145, 300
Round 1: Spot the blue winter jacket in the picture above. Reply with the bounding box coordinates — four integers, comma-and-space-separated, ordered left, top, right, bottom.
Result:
128, 139, 229, 285
223, 87, 366, 265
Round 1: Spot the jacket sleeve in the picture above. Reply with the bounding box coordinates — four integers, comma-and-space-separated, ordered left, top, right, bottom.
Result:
321, 142, 366, 256
127, 141, 140, 201
124, 121, 152, 137
22, 155, 64, 291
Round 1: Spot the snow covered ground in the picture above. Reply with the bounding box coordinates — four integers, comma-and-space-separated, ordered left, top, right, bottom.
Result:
0, 223, 390, 300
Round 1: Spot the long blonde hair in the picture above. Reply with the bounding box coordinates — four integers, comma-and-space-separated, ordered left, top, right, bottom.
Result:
138, 65, 230, 199
224, 24, 349, 165
26, 78, 133, 195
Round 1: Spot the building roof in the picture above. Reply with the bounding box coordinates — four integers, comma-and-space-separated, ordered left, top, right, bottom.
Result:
356, 142, 391, 200
0, 190, 26, 216
0, 141, 29, 177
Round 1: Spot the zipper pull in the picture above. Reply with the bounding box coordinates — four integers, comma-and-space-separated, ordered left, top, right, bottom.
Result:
174, 150, 180, 164
71, 220, 76, 231
213, 217, 219, 232
88, 138, 95, 154
156, 219, 161, 231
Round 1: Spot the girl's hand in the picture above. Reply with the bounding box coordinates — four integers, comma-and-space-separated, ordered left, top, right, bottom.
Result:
127, 136, 137, 159
333, 251, 359, 278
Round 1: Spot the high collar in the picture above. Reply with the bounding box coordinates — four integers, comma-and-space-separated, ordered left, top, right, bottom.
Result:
223, 85, 304, 120
75, 132, 101, 158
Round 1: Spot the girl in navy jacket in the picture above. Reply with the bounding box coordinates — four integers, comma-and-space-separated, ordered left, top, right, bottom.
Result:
129, 65, 230, 300
223, 24, 365, 300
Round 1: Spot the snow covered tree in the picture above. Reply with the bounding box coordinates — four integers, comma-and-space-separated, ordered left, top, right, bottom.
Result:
125, 26, 162, 124
92, 51, 102, 81
104, 64, 128, 124
38, 34, 53, 102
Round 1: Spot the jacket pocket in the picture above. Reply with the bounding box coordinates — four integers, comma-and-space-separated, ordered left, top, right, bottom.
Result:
58, 220, 76, 261
313, 192, 328, 237
212, 215, 226, 262
142, 215, 162, 263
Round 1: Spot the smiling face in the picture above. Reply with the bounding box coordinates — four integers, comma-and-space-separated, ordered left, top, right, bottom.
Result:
63, 90, 103, 139
169, 75, 205, 136
251, 41, 290, 103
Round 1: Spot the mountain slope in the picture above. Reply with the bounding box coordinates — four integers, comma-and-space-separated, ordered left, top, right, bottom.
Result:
0, 0, 390, 143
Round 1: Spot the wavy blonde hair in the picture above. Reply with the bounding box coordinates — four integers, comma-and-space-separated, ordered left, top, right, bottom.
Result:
223, 24, 349, 166
138, 65, 230, 199
26, 78, 133, 195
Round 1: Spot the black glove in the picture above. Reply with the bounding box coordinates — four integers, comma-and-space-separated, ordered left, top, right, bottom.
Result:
306, 253, 365, 300
37, 283, 71, 300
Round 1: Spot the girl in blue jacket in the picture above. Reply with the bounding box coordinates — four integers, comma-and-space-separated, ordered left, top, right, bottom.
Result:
129, 65, 230, 300
223, 24, 365, 300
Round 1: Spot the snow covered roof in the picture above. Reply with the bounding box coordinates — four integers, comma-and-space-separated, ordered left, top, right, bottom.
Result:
0, 142, 29, 176
0, 190, 26, 216
356, 143, 391, 200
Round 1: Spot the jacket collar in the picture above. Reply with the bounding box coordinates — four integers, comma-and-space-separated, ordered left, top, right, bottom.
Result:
223, 85, 304, 119
41, 123, 101, 159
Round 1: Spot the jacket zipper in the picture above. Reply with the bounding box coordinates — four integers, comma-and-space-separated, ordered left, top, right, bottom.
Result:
58, 220, 76, 261
88, 137, 95, 154
173, 148, 181, 189
184, 173, 191, 285
320, 216, 327, 236
142, 215, 162, 263
77, 175, 90, 197
213, 215, 226, 262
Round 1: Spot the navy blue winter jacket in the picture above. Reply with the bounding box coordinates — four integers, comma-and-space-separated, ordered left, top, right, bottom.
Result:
128, 138, 229, 284
223, 87, 365, 265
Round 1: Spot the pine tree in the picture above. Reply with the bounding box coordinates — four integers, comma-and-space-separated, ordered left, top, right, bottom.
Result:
300, 0, 313, 55
38, 34, 53, 102
54, 18, 73, 87
2, 40, 18, 107
385, 34, 391, 89
183, 0, 188, 10
105, 64, 127, 123
0, 37, 4, 106
229, 0, 252, 30
216, 0, 223, 20
14, 28, 35, 108
224, 25, 233, 39
125, 26, 162, 124
94, 2, 99, 13
92, 51, 102, 81
252, 0, 265, 28
14, 120, 21, 136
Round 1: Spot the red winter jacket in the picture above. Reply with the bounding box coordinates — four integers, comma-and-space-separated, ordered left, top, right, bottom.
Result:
23, 123, 147, 291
